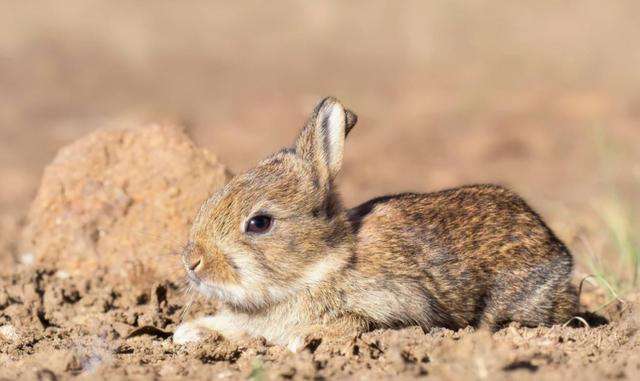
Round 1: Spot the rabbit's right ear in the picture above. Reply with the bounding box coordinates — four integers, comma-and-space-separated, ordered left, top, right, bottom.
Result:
294, 97, 358, 189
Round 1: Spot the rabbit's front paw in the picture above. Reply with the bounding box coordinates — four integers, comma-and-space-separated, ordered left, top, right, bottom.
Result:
173, 316, 226, 344
173, 321, 209, 344
286, 336, 305, 352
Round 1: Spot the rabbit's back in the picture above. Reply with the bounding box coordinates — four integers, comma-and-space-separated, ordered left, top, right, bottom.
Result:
347, 184, 577, 330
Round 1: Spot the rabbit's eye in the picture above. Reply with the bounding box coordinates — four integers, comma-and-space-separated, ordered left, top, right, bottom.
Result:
246, 215, 273, 234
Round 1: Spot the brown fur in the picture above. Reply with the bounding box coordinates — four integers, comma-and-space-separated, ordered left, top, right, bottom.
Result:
175, 97, 578, 350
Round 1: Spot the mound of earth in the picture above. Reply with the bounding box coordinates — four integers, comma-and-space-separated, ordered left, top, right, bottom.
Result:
19, 124, 230, 286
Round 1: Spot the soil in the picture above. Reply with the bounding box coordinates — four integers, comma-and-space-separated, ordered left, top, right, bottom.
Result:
0, 267, 638, 381
2, 1, 640, 380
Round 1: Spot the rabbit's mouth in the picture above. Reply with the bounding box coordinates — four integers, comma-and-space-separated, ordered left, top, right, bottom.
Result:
185, 268, 273, 311
185, 269, 204, 288
186, 272, 215, 298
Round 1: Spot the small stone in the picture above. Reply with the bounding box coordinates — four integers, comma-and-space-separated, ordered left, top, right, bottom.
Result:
19, 252, 34, 265
0, 324, 19, 341
55, 271, 70, 279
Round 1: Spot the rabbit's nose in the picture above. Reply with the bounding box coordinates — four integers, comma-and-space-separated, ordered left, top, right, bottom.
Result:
188, 258, 202, 271
183, 242, 204, 272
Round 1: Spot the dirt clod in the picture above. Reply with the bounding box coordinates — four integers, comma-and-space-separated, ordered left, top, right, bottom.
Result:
20, 124, 230, 286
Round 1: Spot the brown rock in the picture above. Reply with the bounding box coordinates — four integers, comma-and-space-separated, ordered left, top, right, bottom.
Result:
21, 124, 230, 285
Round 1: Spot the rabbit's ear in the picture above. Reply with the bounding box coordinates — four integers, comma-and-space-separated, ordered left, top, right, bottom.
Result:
294, 97, 357, 185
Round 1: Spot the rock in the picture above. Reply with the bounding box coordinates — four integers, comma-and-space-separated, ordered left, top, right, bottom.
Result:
0, 324, 19, 341
21, 124, 230, 285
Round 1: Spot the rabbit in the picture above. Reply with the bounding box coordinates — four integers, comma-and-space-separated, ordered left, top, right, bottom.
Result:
173, 96, 578, 351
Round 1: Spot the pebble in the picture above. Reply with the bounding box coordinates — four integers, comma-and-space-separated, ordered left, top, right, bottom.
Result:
0, 324, 19, 341
19, 252, 34, 265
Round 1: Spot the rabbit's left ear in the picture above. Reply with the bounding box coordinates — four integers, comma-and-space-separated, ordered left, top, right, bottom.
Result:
294, 97, 357, 185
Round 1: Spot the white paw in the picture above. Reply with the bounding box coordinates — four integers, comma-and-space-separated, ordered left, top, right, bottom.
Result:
173, 322, 207, 344
286, 336, 304, 353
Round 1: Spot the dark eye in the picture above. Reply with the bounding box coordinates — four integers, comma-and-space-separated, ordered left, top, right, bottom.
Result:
246, 215, 273, 234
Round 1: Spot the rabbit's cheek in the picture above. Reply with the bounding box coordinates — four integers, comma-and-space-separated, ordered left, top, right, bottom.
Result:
225, 250, 269, 289
204, 248, 240, 284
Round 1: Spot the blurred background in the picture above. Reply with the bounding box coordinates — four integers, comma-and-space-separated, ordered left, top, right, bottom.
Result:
1, 1, 639, 295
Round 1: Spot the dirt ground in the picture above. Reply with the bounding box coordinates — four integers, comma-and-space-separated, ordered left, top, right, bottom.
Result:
0, 267, 638, 381
1, 1, 640, 380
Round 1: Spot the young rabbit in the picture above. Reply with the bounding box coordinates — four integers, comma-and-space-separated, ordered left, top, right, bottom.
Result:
174, 97, 578, 351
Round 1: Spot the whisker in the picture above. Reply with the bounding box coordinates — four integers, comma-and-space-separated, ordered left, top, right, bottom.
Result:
179, 288, 196, 322
177, 280, 192, 294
